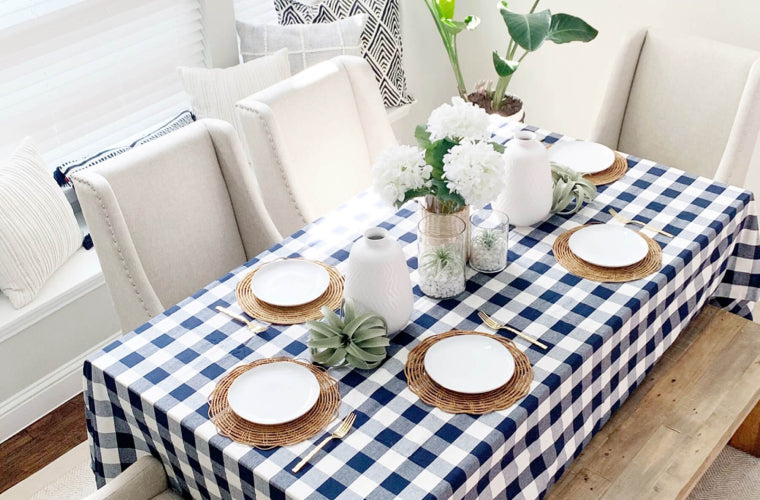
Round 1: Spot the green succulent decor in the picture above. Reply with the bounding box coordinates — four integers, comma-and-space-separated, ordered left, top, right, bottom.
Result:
307, 299, 389, 370
419, 244, 465, 278
550, 162, 597, 215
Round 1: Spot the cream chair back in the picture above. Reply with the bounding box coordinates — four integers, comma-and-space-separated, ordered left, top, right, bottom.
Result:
236, 55, 397, 237
72, 120, 280, 332
591, 28, 760, 186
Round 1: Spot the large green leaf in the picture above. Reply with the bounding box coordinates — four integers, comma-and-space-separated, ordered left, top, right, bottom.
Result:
492, 51, 519, 77
546, 14, 598, 44
499, 7, 551, 51
308, 336, 343, 349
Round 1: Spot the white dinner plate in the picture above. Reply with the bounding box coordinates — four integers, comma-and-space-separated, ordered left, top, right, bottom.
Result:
251, 260, 330, 307
424, 335, 515, 394
548, 141, 615, 174
568, 224, 649, 268
227, 362, 320, 425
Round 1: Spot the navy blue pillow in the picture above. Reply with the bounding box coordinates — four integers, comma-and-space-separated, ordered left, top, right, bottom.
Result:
54, 110, 195, 187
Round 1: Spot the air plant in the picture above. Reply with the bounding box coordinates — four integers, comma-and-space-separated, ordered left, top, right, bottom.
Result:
307, 299, 389, 370
420, 244, 465, 277
550, 162, 597, 214
472, 229, 501, 251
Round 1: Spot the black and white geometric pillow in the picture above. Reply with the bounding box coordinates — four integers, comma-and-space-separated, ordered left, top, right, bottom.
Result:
274, 0, 413, 108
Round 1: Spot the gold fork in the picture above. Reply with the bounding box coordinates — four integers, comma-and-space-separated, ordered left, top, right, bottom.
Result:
609, 208, 674, 238
215, 306, 266, 333
478, 311, 548, 350
292, 412, 356, 473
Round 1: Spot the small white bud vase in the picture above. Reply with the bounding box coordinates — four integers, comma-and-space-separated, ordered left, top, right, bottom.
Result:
344, 227, 413, 335
494, 131, 553, 226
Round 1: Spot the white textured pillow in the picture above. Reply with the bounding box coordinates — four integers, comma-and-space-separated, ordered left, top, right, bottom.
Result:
236, 15, 367, 74
177, 48, 291, 132
0, 139, 83, 308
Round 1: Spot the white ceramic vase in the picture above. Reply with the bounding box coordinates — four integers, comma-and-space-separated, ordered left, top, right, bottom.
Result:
344, 227, 413, 335
494, 130, 553, 226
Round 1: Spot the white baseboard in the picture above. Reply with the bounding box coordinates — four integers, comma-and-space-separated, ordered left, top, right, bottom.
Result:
0, 330, 121, 443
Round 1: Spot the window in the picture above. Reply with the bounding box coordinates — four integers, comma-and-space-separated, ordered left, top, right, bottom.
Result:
0, 0, 207, 167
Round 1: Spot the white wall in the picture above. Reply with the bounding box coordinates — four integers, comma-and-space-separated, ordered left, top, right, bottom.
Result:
396, 0, 760, 192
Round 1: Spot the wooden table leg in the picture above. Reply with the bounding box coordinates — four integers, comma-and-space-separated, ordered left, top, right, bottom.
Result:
731, 399, 760, 457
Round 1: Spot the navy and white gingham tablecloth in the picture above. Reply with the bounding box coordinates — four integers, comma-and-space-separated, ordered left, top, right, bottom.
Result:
84, 119, 760, 499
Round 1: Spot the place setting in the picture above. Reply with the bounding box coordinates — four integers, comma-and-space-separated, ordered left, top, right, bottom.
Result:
234, 257, 344, 325
208, 356, 344, 450
552, 208, 671, 282
547, 139, 629, 186
404, 329, 533, 415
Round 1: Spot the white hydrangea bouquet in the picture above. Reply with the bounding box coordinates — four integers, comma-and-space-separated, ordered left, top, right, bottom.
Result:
372, 97, 508, 298
372, 97, 506, 214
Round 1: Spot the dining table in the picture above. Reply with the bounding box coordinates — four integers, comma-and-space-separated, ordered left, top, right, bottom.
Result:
83, 117, 760, 500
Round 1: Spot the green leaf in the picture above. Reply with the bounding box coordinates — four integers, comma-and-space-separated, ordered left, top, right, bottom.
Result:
415, 125, 432, 150
499, 7, 551, 51
323, 347, 347, 366
437, 0, 455, 20
425, 138, 456, 170
492, 51, 519, 77
311, 347, 336, 364
546, 14, 598, 44
352, 326, 388, 342
441, 19, 466, 35
308, 336, 343, 349
489, 141, 506, 154
345, 343, 386, 362
396, 188, 431, 208
356, 336, 391, 348
321, 307, 343, 329
345, 353, 380, 370
307, 320, 338, 339
343, 313, 381, 338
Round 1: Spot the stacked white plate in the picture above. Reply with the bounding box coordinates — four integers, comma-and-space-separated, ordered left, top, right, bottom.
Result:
568, 224, 649, 268
227, 362, 321, 424
250, 260, 330, 307
424, 335, 515, 394
548, 140, 615, 174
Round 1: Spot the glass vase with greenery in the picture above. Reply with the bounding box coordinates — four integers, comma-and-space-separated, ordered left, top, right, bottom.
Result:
489, 0, 598, 113
422, 0, 480, 98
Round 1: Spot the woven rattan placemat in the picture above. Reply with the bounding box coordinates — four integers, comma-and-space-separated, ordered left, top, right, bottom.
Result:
405, 330, 533, 415
583, 152, 629, 186
208, 357, 340, 449
235, 259, 344, 325
553, 224, 662, 282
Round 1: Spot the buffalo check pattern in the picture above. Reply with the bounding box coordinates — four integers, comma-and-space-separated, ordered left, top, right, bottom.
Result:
84, 118, 760, 500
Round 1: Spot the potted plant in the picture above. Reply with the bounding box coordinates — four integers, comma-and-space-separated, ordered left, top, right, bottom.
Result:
372, 98, 506, 297
421, 0, 480, 98
472, 0, 598, 119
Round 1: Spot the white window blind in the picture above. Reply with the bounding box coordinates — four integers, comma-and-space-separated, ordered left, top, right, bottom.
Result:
0, 0, 207, 167
233, 0, 277, 24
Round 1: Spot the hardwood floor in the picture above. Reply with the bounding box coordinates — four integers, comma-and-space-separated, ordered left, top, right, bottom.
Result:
0, 394, 87, 493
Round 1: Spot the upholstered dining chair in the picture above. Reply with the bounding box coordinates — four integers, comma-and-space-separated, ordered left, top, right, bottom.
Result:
85, 455, 180, 500
591, 28, 760, 187
235, 55, 397, 237
72, 119, 281, 333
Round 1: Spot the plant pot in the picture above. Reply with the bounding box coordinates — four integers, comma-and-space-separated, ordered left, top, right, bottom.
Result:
494, 131, 553, 226
344, 227, 413, 336
467, 92, 525, 122
417, 214, 467, 299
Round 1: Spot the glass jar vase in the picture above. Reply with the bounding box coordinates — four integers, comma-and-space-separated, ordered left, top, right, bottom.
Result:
469, 208, 509, 273
417, 214, 467, 299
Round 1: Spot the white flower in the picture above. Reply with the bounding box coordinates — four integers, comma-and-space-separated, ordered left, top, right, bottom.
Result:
372, 145, 433, 206
442, 141, 505, 207
426, 96, 491, 142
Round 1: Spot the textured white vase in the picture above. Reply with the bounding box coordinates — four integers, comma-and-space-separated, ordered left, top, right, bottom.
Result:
344, 227, 413, 335
495, 130, 553, 226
